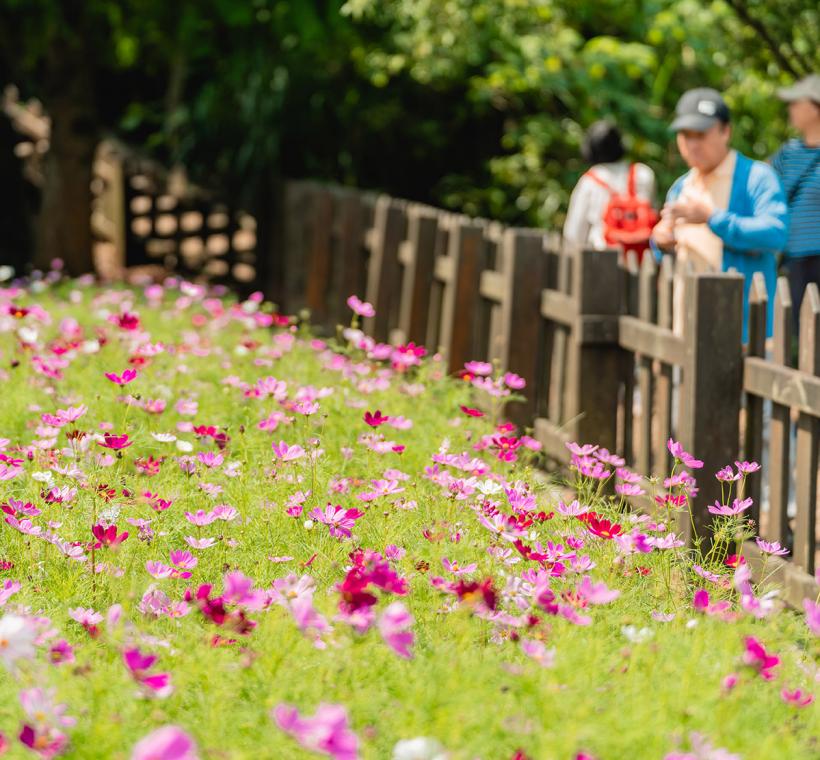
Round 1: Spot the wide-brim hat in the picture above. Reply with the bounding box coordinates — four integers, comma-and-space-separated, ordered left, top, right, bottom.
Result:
777, 74, 820, 103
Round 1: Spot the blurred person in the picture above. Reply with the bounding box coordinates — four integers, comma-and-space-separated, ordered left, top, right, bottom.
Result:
563, 120, 657, 260
771, 74, 820, 332
651, 88, 788, 341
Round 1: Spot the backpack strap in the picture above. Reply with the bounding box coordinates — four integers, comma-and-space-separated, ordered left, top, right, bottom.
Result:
627, 164, 637, 197
585, 170, 614, 194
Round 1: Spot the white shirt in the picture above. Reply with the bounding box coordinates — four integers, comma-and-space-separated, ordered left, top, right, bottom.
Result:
562, 162, 656, 249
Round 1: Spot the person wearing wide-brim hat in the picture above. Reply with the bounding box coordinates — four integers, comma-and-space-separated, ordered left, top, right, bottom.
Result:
771, 75, 820, 331
651, 87, 789, 342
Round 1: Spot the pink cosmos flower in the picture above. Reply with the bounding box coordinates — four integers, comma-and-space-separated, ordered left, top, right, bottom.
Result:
123, 648, 173, 698
503, 372, 526, 390
131, 725, 199, 760
5, 516, 42, 536
19, 723, 70, 758
780, 687, 814, 707
0, 579, 21, 606
441, 558, 477, 576
692, 589, 732, 618
49, 640, 74, 666
273, 703, 359, 760
754, 537, 789, 556
68, 607, 103, 637
735, 460, 761, 475
565, 442, 598, 457
223, 571, 266, 610
272, 441, 305, 462
557, 500, 588, 517
666, 438, 703, 469
715, 466, 741, 483
576, 576, 620, 605
742, 636, 780, 680
346, 295, 375, 318
463, 361, 492, 377
707, 498, 753, 516
104, 369, 137, 385
803, 599, 820, 636
309, 505, 364, 539
521, 638, 556, 668
185, 537, 217, 549
185, 510, 217, 527
378, 601, 414, 659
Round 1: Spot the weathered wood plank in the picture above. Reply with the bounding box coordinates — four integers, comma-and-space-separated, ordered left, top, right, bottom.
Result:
439, 218, 486, 373
618, 316, 686, 367
397, 206, 439, 347
744, 272, 768, 524
305, 188, 335, 327
363, 196, 407, 343
637, 254, 658, 476
743, 359, 820, 416
679, 272, 744, 544
793, 284, 820, 574
766, 277, 793, 545
497, 228, 547, 427
565, 248, 622, 450
653, 254, 675, 477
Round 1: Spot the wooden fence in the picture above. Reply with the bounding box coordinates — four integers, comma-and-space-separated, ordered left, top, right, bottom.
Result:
281, 179, 819, 606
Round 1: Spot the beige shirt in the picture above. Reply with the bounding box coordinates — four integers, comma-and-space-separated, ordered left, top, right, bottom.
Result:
674, 149, 737, 271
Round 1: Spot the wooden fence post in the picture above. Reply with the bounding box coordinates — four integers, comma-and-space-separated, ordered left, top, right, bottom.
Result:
679, 271, 744, 544
564, 248, 621, 451
397, 206, 439, 346
363, 196, 407, 343
744, 272, 768, 525
334, 189, 368, 327
765, 278, 793, 546
793, 284, 820, 574
497, 228, 546, 428
439, 218, 485, 374
305, 187, 335, 328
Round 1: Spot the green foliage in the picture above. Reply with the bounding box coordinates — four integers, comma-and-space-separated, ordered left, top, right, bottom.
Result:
0, 0, 817, 231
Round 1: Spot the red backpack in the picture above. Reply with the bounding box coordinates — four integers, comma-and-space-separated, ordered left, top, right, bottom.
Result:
584, 164, 658, 260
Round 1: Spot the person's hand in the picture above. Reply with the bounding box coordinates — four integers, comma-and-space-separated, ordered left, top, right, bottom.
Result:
651, 211, 676, 249
669, 195, 715, 225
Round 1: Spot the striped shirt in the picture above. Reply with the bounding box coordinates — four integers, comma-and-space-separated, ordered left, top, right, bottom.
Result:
771, 139, 820, 258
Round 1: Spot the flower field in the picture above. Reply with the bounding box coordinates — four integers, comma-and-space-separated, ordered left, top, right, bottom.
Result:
0, 272, 818, 760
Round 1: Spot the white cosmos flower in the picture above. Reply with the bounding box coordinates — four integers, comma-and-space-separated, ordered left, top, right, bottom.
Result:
0, 614, 37, 669
392, 738, 448, 760
476, 479, 504, 496
175, 440, 193, 453
31, 471, 54, 484
151, 433, 177, 443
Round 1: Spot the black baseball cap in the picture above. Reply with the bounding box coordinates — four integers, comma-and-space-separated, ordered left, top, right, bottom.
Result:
670, 88, 731, 132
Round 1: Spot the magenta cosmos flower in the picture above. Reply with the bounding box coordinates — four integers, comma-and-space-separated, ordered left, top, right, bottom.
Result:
273, 703, 359, 760
131, 725, 198, 760
98, 433, 132, 450
104, 369, 137, 385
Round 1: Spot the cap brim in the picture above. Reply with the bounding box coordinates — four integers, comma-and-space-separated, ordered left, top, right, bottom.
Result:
669, 114, 719, 132
777, 85, 807, 101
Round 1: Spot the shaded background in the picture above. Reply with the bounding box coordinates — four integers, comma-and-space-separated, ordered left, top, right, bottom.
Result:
0, 0, 817, 276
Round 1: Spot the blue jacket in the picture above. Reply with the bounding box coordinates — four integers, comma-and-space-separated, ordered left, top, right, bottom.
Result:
659, 152, 789, 341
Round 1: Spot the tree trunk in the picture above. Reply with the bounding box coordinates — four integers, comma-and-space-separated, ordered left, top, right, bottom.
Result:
34, 44, 97, 276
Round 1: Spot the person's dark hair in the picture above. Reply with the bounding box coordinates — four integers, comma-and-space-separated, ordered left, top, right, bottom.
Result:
581, 121, 625, 165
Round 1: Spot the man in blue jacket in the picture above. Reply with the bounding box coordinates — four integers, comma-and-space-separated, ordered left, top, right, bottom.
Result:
652, 88, 789, 340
